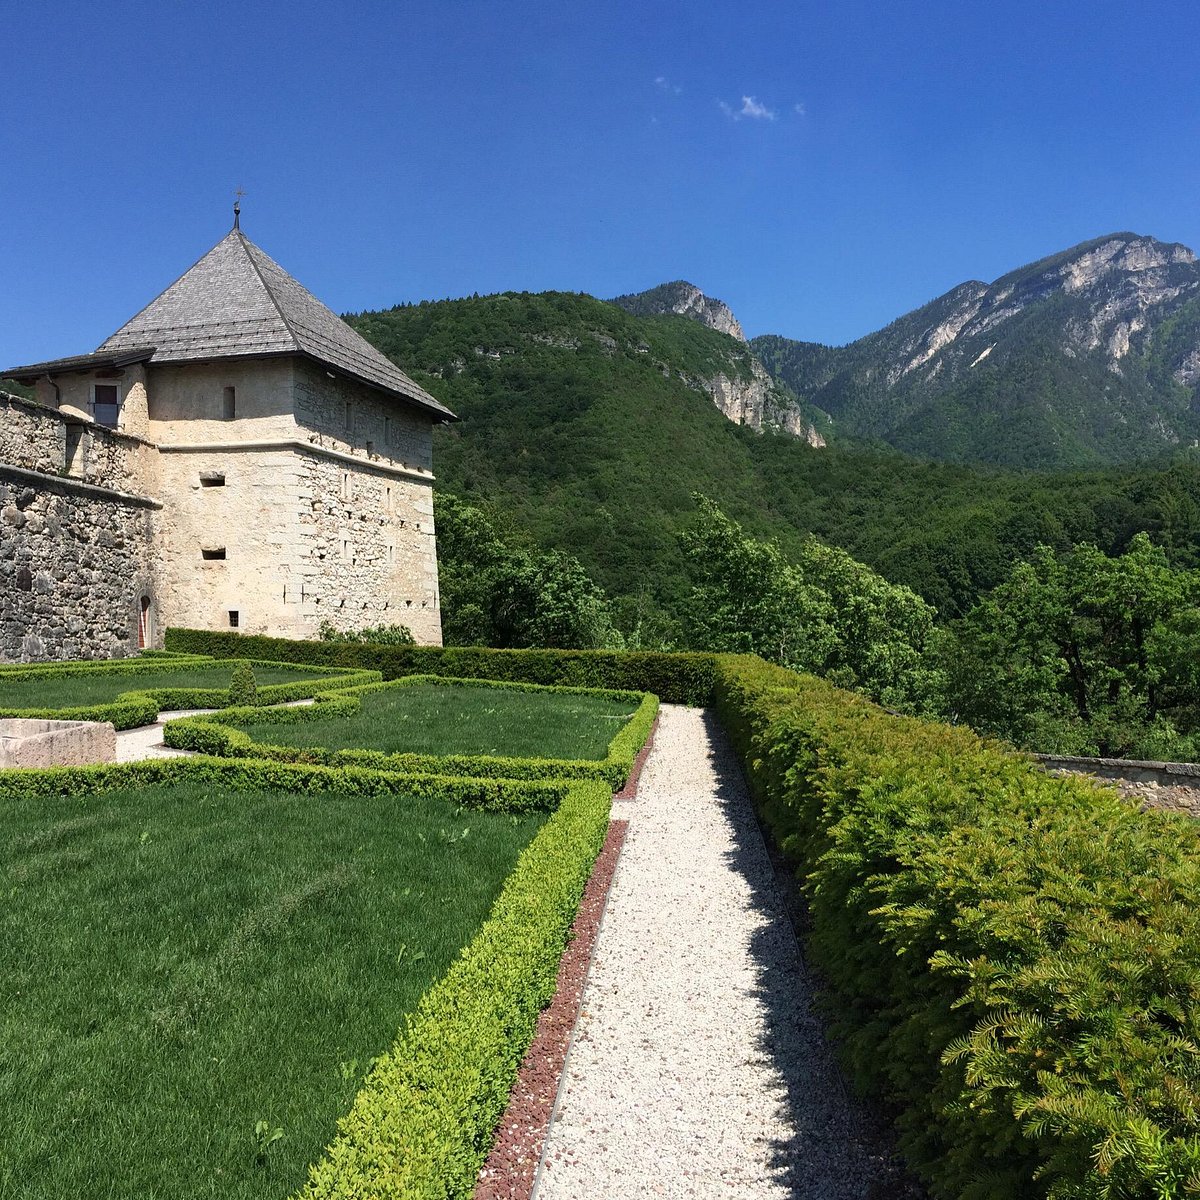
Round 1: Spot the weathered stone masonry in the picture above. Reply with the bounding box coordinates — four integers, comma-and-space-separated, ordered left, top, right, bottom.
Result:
0, 427, 159, 662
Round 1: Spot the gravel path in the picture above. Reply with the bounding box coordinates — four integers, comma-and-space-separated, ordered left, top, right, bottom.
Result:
114, 698, 317, 763
114, 709, 214, 762
534, 704, 909, 1200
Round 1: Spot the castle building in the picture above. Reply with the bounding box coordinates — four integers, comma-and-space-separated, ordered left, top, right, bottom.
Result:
0, 222, 454, 662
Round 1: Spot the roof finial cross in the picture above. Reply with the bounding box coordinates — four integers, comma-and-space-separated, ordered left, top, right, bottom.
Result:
233, 186, 246, 230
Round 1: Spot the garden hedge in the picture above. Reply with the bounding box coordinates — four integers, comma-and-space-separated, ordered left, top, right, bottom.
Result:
165, 626, 717, 705
0, 658, 381, 730
0, 752, 573, 814
712, 653, 1200, 1199
296, 777, 611, 1199
163, 675, 659, 789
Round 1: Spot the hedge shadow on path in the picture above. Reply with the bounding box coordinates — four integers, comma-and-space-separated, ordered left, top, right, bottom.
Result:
700, 709, 925, 1200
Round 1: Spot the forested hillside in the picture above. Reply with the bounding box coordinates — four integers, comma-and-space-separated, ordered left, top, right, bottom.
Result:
348, 290, 1200, 634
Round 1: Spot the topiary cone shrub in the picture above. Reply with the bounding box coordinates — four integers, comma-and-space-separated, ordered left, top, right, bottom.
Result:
228, 661, 258, 706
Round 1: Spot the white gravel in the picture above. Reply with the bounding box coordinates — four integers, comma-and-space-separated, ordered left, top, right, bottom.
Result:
114, 698, 317, 763
535, 704, 903, 1200
114, 709, 214, 762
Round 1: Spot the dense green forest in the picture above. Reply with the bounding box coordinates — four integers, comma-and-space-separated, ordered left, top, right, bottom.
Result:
348, 290, 1200, 631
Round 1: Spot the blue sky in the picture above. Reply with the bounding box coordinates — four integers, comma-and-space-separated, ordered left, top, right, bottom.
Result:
3, 0, 1199, 366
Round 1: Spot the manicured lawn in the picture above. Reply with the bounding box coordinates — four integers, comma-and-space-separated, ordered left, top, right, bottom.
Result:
233, 682, 640, 760
0, 663, 336, 710
0, 780, 545, 1199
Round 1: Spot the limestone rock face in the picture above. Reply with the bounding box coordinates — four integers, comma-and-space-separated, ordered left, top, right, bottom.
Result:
610, 281, 826, 445
681, 358, 826, 445
611, 280, 746, 341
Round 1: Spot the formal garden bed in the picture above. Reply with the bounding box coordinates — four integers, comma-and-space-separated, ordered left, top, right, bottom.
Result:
0, 754, 612, 1199
0, 655, 380, 729
163, 676, 658, 790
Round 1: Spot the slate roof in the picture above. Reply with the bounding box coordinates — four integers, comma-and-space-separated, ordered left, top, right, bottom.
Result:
3, 346, 156, 381
6, 229, 454, 421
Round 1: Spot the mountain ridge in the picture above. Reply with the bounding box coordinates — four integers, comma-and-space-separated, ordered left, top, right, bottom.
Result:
752, 232, 1200, 468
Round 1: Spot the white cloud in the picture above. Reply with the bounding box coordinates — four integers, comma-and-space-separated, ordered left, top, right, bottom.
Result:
719, 94, 778, 121
740, 95, 776, 120
793, 102, 806, 116
654, 75, 683, 94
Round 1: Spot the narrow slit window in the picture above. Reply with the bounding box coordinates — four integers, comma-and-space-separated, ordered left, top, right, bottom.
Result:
384, 416, 392, 445
344, 401, 353, 432
223, 387, 236, 420
228, 610, 240, 628
202, 547, 227, 560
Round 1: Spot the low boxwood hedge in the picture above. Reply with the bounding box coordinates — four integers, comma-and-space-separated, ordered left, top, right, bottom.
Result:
0, 752, 572, 814
0, 658, 381, 730
164, 626, 718, 705
295, 777, 611, 1199
713, 653, 1200, 1199
164, 675, 659, 789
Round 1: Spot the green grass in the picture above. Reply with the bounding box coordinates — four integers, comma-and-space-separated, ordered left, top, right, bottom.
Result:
0, 663, 335, 710
0, 780, 545, 1200
233, 683, 639, 760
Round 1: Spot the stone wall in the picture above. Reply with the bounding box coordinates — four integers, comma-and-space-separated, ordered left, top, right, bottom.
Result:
294, 360, 434, 475
297, 450, 441, 643
0, 470, 159, 662
1, 357, 445, 657
146, 358, 298, 445
0, 393, 152, 491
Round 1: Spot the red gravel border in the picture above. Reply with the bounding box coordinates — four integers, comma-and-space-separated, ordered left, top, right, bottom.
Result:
474, 817, 630, 1200
613, 712, 659, 801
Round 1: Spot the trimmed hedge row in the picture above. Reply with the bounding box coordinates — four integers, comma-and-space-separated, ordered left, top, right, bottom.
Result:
0, 659, 381, 731
164, 626, 718, 705
0, 752, 573, 814
0, 653, 213, 679
296, 777, 611, 1199
163, 675, 659, 789
713, 654, 1200, 1199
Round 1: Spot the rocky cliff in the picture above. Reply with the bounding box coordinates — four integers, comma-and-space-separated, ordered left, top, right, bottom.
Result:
610, 280, 747, 341
609, 281, 825, 444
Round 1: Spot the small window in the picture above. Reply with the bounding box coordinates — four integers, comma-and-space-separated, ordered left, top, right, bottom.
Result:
223, 387, 236, 420
344, 401, 353, 432
385, 485, 392, 514
202, 547, 226, 560
384, 417, 392, 445
341, 472, 353, 501
366, 440, 375, 459
228, 610, 240, 628
200, 472, 226, 488
92, 383, 120, 428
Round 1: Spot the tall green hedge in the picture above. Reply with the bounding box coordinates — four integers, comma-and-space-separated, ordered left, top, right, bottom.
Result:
713, 654, 1200, 1198
164, 627, 717, 705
